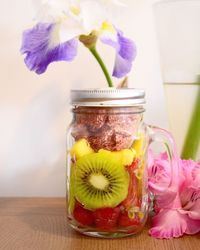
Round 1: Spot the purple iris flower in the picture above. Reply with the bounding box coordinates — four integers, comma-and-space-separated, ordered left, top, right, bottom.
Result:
21, 22, 136, 77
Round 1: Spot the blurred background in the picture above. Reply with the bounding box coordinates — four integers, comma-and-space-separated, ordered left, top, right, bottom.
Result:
0, 0, 199, 196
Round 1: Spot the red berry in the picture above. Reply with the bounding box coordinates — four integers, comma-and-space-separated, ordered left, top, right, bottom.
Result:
75, 201, 83, 208
118, 212, 140, 227
73, 206, 94, 226
94, 207, 120, 230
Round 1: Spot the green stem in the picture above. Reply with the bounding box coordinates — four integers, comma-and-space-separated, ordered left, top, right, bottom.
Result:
89, 46, 114, 88
181, 82, 200, 160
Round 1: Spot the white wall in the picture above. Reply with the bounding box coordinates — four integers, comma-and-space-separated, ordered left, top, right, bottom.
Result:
0, 0, 169, 196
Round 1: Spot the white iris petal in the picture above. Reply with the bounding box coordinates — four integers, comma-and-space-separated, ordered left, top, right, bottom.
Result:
100, 0, 126, 6
59, 17, 85, 43
80, 1, 107, 33
33, 0, 124, 42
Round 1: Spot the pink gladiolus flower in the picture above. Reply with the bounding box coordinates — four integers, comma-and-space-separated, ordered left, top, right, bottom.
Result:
148, 151, 200, 239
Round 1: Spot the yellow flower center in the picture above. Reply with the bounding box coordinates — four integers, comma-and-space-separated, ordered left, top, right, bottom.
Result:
101, 22, 115, 32
70, 5, 81, 16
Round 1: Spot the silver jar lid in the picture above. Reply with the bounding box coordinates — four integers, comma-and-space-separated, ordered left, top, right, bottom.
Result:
70, 88, 145, 107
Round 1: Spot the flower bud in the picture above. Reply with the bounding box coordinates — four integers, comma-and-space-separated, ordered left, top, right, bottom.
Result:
79, 31, 98, 49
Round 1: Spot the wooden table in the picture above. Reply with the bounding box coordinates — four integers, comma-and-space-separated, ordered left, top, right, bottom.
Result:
0, 198, 199, 250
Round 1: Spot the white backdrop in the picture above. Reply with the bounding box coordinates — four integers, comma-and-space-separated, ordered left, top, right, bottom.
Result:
0, 0, 170, 196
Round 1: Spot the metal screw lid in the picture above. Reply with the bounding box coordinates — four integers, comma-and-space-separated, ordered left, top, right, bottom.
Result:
70, 88, 145, 107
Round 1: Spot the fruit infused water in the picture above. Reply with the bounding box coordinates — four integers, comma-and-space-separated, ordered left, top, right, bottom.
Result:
67, 96, 149, 237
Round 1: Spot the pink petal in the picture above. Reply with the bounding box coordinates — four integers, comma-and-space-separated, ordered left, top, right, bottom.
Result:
160, 152, 169, 161
189, 200, 200, 220
149, 209, 187, 239
180, 199, 200, 220
185, 217, 200, 235
181, 159, 200, 186
148, 152, 171, 194
180, 186, 194, 208
155, 190, 178, 209
192, 164, 200, 188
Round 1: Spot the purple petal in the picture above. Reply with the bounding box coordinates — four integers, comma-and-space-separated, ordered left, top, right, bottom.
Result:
21, 23, 78, 74
101, 29, 137, 78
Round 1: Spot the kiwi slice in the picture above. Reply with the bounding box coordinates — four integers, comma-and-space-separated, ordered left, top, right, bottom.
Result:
73, 152, 129, 210
68, 164, 76, 214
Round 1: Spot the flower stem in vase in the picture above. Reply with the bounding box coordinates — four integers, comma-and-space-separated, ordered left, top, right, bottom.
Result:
181, 80, 200, 160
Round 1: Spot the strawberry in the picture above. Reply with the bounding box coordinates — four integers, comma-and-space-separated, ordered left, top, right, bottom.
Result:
73, 205, 94, 226
94, 207, 120, 230
118, 212, 140, 227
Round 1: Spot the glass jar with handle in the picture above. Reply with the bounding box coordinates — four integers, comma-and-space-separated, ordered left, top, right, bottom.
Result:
66, 88, 178, 238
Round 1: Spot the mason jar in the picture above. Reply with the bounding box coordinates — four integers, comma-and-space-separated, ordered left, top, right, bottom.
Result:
66, 88, 176, 238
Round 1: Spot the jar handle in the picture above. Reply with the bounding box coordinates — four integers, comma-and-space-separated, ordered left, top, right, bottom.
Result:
146, 125, 180, 192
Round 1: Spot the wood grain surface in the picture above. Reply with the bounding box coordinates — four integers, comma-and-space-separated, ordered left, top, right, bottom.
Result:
0, 198, 199, 250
